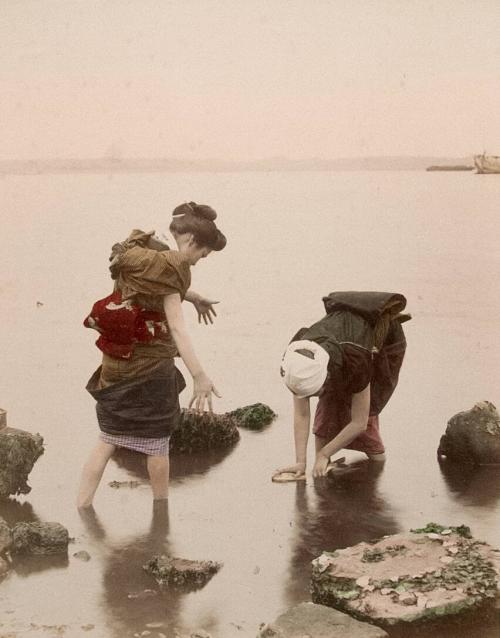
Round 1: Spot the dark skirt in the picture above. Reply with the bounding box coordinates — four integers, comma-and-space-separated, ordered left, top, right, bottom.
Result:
86, 359, 186, 438
313, 321, 406, 442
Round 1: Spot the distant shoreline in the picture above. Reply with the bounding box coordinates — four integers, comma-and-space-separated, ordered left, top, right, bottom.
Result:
0, 156, 474, 175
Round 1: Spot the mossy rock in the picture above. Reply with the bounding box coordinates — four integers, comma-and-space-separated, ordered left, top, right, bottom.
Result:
311, 525, 499, 627
11, 522, 69, 555
0, 428, 44, 498
144, 555, 222, 590
226, 403, 276, 430
170, 409, 240, 454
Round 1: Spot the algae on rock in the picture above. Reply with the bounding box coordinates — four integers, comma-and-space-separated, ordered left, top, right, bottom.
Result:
144, 555, 222, 590
11, 522, 69, 555
227, 403, 276, 430
311, 525, 499, 627
0, 428, 44, 498
170, 409, 240, 454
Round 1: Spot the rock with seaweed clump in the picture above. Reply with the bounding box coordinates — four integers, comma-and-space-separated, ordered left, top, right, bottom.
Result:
11, 522, 69, 555
170, 409, 240, 454
0, 424, 44, 498
144, 555, 222, 590
438, 401, 500, 465
311, 523, 500, 628
227, 403, 276, 431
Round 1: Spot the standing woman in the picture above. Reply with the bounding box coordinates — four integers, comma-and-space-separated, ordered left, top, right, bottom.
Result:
77, 202, 226, 508
274, 292, 409, 480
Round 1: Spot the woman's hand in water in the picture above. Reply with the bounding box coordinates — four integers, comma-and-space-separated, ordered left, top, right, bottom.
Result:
312, 453, 330, 478
189, 372, 221, 413
192, 295, 219, 325
273, 462, 306, 479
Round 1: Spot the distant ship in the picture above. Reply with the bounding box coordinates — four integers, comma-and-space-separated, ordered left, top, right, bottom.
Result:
473, 153, 500, 174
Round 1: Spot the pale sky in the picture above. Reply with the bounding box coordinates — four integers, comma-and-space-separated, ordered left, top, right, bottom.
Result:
2, 0, 500, 160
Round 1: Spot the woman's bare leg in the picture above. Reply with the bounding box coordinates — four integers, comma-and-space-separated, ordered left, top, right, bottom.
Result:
147, 455, 170, 500
77, 441, 116, 508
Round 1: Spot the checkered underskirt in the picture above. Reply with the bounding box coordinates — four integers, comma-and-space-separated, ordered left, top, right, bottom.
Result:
100, 432, 170, 456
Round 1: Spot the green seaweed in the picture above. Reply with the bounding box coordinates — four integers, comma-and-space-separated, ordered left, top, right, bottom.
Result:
411, 522, 472, 538
227, 403, 276, 431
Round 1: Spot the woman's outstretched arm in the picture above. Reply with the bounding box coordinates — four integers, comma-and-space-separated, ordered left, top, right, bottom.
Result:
184, 290, 219, 325
312, 384, 370, 477
274, 396, 311, 478
163, 293, 220, 413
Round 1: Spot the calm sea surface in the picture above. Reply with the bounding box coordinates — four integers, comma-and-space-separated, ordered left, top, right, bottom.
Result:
1, 171, 499, 637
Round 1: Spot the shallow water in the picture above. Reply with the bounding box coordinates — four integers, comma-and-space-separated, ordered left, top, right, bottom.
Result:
1, 170, 499, 637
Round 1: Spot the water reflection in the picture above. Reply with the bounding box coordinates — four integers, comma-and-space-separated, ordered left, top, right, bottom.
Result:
439, 460, 500, 507
284, 460, 400, 606
79, 502, 187, 638
112, 444, 239, 482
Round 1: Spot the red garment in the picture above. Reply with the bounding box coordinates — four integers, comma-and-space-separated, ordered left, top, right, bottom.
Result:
83, 290, 166, 359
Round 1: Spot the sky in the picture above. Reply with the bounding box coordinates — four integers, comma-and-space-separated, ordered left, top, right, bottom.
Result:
1, 0, 500, 160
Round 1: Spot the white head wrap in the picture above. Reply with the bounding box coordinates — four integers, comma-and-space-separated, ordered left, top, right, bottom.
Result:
281, 340, 329, 398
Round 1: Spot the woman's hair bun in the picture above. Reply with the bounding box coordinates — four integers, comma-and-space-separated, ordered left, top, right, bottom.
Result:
172, 201, 218, 221
187, 202, 217, 221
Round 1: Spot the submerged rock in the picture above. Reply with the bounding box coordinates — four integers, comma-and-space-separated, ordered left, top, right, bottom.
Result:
438, 401, 500, 465
311, 525, 499, 627
0, 426, 44, 498
144, 555, 222, 590
258, 602, 388, 637
170, 409, 240, 454
227, 403, 276, 430
11, 522, 69, 555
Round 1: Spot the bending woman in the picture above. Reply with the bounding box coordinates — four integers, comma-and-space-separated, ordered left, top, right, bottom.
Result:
275, 291, 409, 479
77, 202, 226, 507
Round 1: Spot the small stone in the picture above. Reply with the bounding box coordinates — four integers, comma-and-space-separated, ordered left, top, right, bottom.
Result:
81, 625, 95, 631
145, 623, 165, 629
426, 533, 442, 540
441, 529, 452, 535
447, 547, 459, 555
398, 592, 417, 606
141, 632, 151, 636
381, 588, 393, 595
191, 631, 212, 638
73, 550, 91, 561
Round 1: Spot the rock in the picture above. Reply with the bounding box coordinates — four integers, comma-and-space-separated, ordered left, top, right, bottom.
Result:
191, 631, 212, 638
0, 517, 12, 553
311, 525, 499, 627
144, 555, 222, 590
438, 401, 500, 465
73, 550, 91, 561
257, 602, 388, 637
11, 522, 69, 555
0, 427, 44, 498
227, 403, 276, 431
170, 409, 240, 454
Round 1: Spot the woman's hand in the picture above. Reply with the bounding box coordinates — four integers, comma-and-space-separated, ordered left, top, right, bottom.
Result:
273, 462, 306, 479
192, 295, 219, 325
312, 452, 330, 478
189, 372, 221, 413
